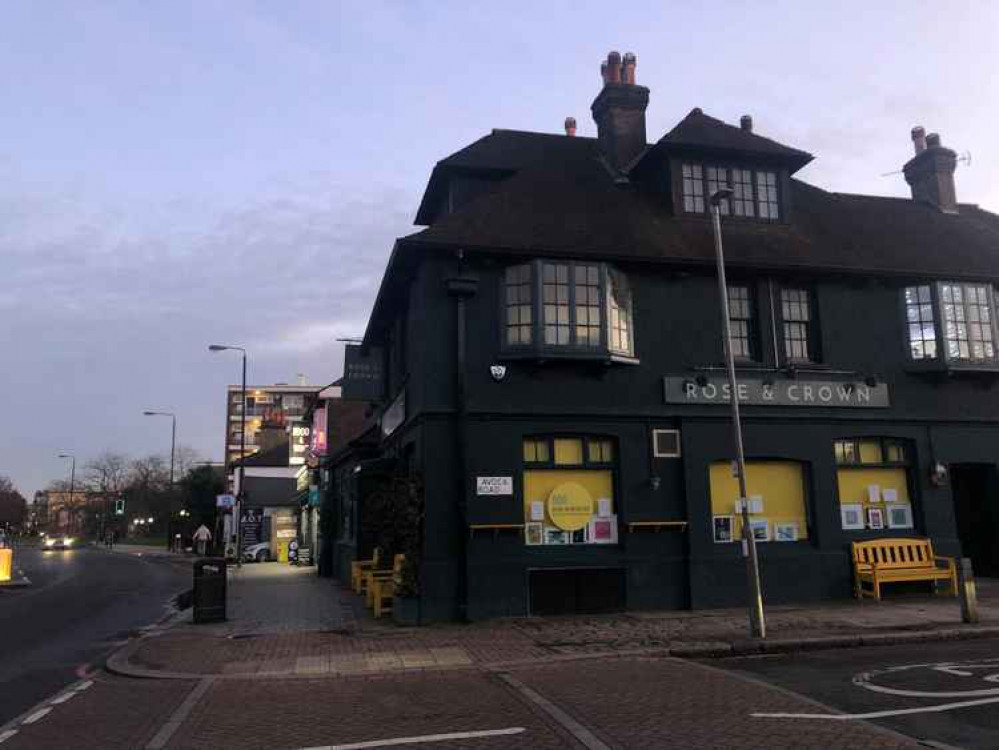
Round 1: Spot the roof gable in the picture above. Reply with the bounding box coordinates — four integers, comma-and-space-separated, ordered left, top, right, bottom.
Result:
650, 108, 813, 172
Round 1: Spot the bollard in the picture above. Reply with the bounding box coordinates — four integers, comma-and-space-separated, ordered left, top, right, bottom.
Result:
958, 556, 979, 624
0, 548, 11, 582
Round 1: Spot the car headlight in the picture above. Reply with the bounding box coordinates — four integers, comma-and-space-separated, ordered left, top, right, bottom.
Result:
45, 538, 55, 546
64, 537, 74, 546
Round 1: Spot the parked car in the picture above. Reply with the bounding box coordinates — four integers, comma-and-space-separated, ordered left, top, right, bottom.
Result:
242, 542, 271, 563
44, 535, 76, 550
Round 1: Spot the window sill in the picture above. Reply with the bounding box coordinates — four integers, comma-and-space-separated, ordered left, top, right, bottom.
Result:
500, 349, 640, 366
904, 361, 999, 377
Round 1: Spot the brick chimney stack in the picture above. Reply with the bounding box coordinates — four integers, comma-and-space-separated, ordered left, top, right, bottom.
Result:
903, 125, 958, 214
591, 50, 650, 172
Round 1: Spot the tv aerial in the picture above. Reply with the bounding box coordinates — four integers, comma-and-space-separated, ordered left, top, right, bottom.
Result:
880, 150, 971, 178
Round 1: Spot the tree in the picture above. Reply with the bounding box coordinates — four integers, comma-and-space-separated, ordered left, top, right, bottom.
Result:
0, 475, 27, 530
178, 464, 224, 529
84, 452, 130, 537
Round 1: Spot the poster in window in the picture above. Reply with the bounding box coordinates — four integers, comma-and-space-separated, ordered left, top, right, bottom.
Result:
597, 497, 612, 518
749, 519, 770, 542
882, 488, 899, 504
529, 501, 545, 521
571, 527, 588, 544
886, 504, 914, 529
525, 523, 543, 546
588, 516, 618, 544
749, 495, 764, 514
841, 504, 865, 530
713, 516, 734, 543
544, 527, 569, 545
867, 484, 882, 504
774, 522, 799, 542
866, 507, 885, 530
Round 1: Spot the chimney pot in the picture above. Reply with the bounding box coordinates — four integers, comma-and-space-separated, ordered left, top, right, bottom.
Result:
740, 115, 753, 132
911, 125, 927, 154
926, 132, 942, 148
622, 52, 637, 85
600, 60, 608, 84
564, 117, 577, 136
607, 51, 622, 84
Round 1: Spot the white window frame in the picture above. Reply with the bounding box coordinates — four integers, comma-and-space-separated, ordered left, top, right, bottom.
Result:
652, 429, 681, 458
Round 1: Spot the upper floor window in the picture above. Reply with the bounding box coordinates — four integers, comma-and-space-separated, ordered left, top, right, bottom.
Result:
503, 261, 635, 359
680, 163, 781, 221
727, 284, 757, 360
903, 282, 998, 365
780, 287, 818, 363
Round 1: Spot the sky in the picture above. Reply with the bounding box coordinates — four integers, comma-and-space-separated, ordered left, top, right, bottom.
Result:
3, 1, 999, 498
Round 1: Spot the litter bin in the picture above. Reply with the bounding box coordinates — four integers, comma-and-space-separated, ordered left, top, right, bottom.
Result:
193, 557, 227, 623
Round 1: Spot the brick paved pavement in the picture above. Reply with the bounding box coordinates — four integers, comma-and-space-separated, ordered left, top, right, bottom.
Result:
5, 657, 923, 749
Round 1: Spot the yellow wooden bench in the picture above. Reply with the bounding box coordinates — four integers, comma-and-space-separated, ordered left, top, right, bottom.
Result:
364, 553, 406, 610
370, 561, 406, 620
350, 547, 382, 594
852, 538, 957, 601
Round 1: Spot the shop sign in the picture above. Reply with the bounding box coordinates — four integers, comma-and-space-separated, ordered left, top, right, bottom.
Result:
663, 376, 890, 408
476, 476, 513, 496
240, 508, 263, 547
216, 494, 235, 509
343, 344, 384, 401
547, 482, 594, 531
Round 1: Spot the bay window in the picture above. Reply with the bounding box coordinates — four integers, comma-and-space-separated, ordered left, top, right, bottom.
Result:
903, 282, 998, 366
503, 261, 636, 359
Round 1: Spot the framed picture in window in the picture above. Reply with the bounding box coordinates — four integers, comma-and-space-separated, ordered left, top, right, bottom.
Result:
866, 507, 885, 530
841, 504, 865, 530
571, 527, 588, 544
774, 522, 799, 542
588, 516, 618, 544
544, 527, 569, 545
713, 515, 734, 543
749, 519, 770, 542
881, 488, 899, 504
886, 504, 914, 529
525, 522, 543, 546
867, 484, 882, 504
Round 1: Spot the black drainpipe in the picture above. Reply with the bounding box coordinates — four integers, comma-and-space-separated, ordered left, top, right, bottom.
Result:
446, 249, 478, 620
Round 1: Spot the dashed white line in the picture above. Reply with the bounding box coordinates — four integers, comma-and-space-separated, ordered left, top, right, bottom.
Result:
75, 680, 94, 691
299, 727, 527, 750
22, 708, 52, 725
0, 730, 18, 745
50, 692, 77, 705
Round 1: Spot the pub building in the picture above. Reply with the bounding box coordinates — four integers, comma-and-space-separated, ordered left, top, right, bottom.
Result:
338, 50, 999, 621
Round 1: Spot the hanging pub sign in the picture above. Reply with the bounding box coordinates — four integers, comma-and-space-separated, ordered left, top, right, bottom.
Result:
343, 344, 384, 401
663, 376, 890, 408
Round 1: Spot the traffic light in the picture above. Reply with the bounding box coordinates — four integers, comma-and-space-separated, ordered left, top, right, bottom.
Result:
114, 498, 125, 515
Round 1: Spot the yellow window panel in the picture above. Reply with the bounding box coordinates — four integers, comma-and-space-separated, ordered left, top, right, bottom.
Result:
859, 440, 883, 465
836, 468, 909, 506
536, 441, 550, 462
523, 441, 537, 463
554, 439, 583, 466
524, 469, 613, 526
709, 461, 808, 540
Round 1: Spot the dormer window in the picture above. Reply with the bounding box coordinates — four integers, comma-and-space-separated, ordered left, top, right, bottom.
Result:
679, 162, 781, 221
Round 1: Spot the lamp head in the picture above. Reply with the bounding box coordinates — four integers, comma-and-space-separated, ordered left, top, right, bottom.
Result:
143, 411, 156, 416
208, 344, 228, 352
58, 453, 72, 459
710, 188, 734, 205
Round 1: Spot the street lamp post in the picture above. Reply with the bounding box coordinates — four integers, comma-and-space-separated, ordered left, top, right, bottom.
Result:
209, 344, 246, 567
709, 187, 766, 640
143, 411, 176, 550
57, 453, 76, 535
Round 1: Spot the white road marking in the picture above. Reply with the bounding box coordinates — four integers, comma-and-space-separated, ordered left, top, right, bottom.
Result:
22, 708, 51, 724
299, 727, 527, 750
75, 680, 94, 691
0, 730, 17, 745
932, 665, 973, 677
753, 694, 999, 720
50, 692, 77, 705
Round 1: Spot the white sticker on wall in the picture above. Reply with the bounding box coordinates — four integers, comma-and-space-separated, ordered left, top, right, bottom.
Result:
530, 501, 545, 521
597, 498, 612, 517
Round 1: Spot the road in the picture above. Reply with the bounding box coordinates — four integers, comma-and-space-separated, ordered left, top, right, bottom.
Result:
0, 544, 190, 726
716, 637, 999, 749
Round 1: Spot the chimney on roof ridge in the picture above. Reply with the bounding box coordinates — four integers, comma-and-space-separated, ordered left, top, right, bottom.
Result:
740, 115, 753, 133
591, 49, 649, 172
903, 126, 958, 214
564, 117, 577, 136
